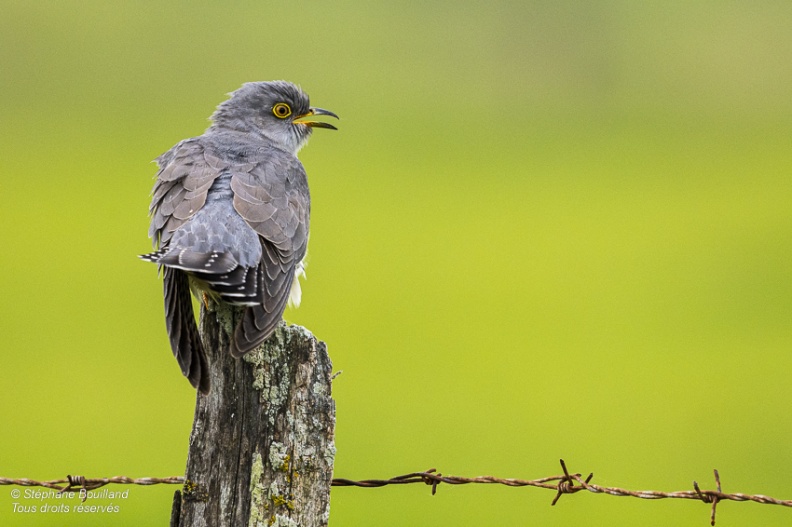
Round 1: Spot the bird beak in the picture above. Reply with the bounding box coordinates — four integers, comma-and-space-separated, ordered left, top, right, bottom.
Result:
294, 107, 339, 130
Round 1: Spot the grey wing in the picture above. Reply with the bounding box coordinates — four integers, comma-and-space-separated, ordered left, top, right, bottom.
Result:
148, 139, 225, 248
229, 153, 310, 356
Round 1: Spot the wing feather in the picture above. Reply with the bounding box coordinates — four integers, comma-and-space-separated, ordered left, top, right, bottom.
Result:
148, 139, 223, 248
225, 153, 309, 355
232, 262, 295, 357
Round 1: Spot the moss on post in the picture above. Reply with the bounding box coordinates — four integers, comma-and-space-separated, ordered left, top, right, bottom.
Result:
174, 302, 336, 527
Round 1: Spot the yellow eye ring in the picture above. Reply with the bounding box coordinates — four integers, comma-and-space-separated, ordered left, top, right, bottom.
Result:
272, 102, 292, 119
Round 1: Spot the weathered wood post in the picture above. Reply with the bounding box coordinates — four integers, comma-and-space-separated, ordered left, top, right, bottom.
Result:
172, 301, 336, 527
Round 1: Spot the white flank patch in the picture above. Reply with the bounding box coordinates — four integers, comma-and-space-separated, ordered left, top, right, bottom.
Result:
288, 259, 307, 308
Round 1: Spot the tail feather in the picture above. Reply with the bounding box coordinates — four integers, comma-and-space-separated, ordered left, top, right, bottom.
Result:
163, 267, 210, 394
144, 241, 300, 388
189, 264, 261, 305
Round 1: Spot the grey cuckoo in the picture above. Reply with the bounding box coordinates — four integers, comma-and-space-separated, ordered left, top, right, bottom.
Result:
140, 81, 338, 393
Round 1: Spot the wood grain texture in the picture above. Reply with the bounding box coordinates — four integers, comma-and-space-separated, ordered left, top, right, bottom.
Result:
174, 301, 335, 527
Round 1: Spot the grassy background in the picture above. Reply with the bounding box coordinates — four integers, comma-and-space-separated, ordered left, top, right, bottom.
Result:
1, 1, 791, 525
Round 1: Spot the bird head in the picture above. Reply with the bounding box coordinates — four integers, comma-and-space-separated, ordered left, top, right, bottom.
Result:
210, 81, 338, 152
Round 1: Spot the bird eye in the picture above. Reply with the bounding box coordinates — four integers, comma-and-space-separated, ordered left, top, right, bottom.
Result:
272, 103, 292, 119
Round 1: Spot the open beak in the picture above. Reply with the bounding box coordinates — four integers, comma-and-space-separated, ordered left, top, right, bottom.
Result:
294, 107, 339, 130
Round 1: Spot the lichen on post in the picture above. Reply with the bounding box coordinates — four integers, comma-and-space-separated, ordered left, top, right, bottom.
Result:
173, 301, 336, 527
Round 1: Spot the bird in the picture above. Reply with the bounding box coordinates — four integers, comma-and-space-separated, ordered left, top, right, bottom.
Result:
140, 81, 338, 394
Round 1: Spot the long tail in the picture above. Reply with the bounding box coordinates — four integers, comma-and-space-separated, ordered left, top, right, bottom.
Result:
163, 267, 210, 394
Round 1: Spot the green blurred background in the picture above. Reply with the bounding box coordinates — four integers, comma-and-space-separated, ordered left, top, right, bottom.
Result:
1, 1, 791, 525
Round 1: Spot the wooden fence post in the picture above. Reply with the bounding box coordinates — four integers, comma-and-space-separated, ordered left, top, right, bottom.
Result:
172, 301, 336, 526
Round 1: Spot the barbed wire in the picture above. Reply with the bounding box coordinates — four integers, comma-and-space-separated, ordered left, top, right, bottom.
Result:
0, 475, 183, 492
2, 460, 790, 525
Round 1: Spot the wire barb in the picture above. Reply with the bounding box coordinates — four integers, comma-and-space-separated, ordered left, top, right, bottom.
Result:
693, 469, 722, 526
60, 475, 89, 502
551, 459, 583, 505
420, 468, 441, 495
